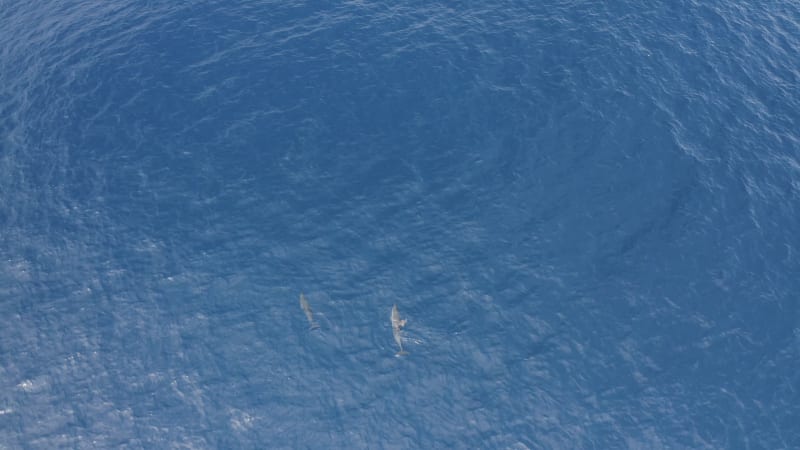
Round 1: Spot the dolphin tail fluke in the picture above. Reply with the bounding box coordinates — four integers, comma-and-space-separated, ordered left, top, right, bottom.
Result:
309, 322, 320, 331
395, 350, 409, 357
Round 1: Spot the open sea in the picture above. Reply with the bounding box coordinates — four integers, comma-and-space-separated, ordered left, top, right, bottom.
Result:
1, 1, 799, 448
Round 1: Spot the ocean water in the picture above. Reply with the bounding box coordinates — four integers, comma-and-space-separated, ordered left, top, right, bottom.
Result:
1, 1, 799, 448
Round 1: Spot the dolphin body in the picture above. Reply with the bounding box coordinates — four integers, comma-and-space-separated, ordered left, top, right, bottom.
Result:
299, 293, 320, 330
391, 304, 408, 356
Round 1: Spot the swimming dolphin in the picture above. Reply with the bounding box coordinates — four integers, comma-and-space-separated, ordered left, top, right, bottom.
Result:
299, 293, 320, 330
391, 304, 408, 356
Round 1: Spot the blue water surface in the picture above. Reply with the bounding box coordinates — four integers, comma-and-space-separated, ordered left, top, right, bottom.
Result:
1, 1, 799, 448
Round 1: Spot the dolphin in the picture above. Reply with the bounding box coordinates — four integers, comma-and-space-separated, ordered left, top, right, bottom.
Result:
391, 304, 408, 356
299, 293, 320, 330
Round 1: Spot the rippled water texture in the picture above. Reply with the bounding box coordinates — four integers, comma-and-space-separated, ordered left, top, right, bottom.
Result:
1, 1, 799, 448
